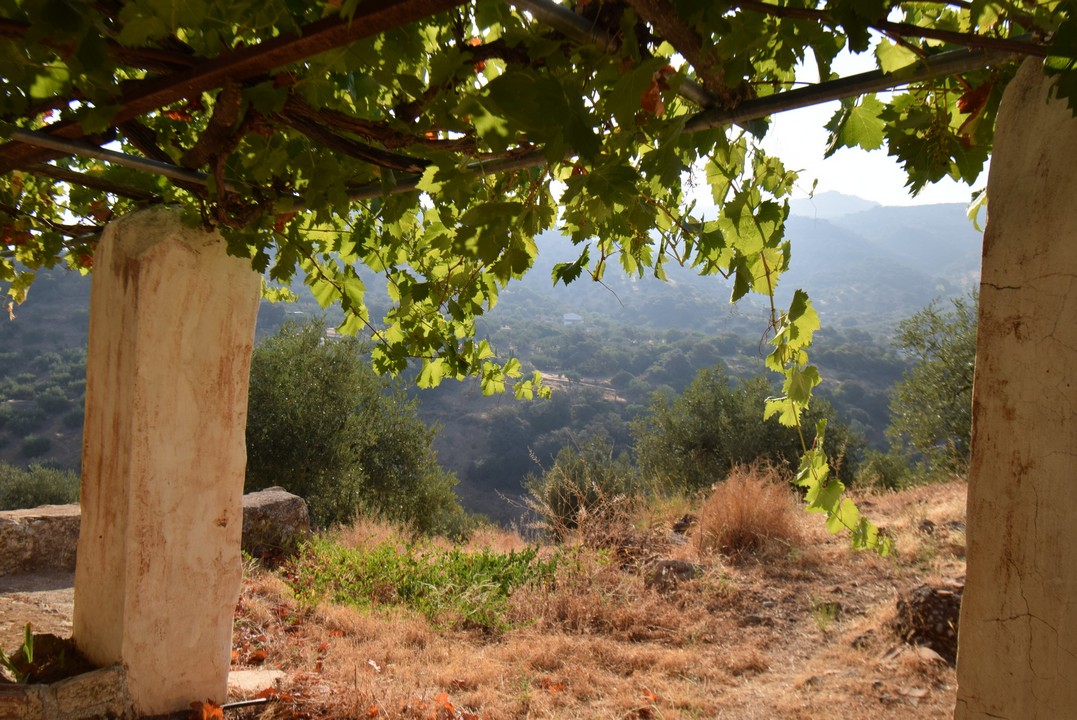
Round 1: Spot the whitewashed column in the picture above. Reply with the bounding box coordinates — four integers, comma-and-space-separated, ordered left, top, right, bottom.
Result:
955, 59, 1077, 719
73, 207, 260, 715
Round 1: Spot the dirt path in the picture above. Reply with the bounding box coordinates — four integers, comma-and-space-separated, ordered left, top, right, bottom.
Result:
0, 571, 75, 650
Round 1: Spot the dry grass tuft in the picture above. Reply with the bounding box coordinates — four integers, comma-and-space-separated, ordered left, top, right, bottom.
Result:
330, 515, 409, 551
696, 464, 803, 557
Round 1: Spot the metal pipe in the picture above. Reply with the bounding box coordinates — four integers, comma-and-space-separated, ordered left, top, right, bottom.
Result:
9, 129, 220, 189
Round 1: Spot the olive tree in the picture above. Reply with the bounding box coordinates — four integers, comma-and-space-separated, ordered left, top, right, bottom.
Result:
633, 366, 860, 491
888, 289, 978, 473
246, 318, 468, 535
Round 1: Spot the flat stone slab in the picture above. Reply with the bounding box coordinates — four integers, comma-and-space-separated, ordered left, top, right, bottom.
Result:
0, 665, 129, 720
228, 669, 285, 696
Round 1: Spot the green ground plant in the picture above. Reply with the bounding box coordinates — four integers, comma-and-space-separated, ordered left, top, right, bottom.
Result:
286, 536, 558, 632
0, 623, 33, 683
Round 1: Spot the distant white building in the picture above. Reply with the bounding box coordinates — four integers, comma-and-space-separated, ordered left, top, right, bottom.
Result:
562, 313, 583, 326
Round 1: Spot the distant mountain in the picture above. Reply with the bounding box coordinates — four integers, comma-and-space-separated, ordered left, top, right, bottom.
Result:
789, 191, 882, 219
779, 203, 981, 327
498, 199, 982, 332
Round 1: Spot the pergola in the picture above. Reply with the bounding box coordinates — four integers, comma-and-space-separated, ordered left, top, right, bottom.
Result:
0, 1, 1035, 219
0, 2, 1072, 718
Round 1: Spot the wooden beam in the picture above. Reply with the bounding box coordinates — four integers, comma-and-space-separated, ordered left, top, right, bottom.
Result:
0, 0, 468, 173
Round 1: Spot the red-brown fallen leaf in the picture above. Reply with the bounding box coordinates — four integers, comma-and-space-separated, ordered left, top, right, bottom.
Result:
434, 691, 455, 713
315, 641, 330, 654
641, 687, 658, 703
188, 699, 224, 720
534, 677, 565, 692
248, 649, 267, 665
366, 705, 379, 718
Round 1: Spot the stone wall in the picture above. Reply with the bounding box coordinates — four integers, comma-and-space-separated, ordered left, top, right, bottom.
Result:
0, 487, 309, 577
0, 666, 129, 720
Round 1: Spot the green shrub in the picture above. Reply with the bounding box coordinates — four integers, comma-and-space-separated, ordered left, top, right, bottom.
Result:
35, 386, 69, 413
287, 536, 557, 630
6, 407, 45, 435
245, 318, 466, 536
4, 383, 35, 401
856, 449, 914, 491
61, 410, 83, 429
632, 366, 862, 492
524, 435, 640, 541
20, 435, 51, 458
0, 462, 79, 510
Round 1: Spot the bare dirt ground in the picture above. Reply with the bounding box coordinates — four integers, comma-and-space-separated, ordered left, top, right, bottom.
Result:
0, 570, 75, 647
0, 480, 967, 719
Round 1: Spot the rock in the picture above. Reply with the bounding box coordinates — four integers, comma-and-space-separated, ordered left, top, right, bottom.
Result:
644, 559, 704, 593
851, 630, 874, 649
891, 583, 963, 665
671, 514, 696, 534
0, 489, 310, 576
241, 487, 311, 560
0, 506, 80, 577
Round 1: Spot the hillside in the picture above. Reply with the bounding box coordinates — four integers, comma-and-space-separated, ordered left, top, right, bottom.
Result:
0, 196, 982, 522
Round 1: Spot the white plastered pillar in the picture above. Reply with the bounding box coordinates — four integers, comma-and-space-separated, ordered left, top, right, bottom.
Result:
73, 207, 261, 715
955, 59, 1077, 718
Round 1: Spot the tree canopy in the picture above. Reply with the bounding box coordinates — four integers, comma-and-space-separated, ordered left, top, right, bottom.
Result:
633, 366, 860, 492
245, 318, 469, 535
888, 289, 977, 474
1, 0, 1073, 552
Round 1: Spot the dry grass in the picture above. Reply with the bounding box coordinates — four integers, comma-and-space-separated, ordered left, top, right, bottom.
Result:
226, 479, 970, 720
696, 464, 803, 557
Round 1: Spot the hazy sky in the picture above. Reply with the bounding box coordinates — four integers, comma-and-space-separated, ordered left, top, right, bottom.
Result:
762, 104, 980, 208
759, 50, 984, 208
